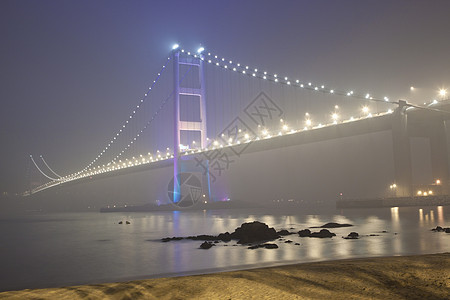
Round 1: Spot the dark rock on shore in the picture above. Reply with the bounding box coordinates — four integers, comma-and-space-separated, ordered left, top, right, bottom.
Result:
310, 229, 336, 238
161, 237, 183, 242
162, 221, 280, 245
163, 232, 232, 242
299, 229, 336, 238
218, 232, 232, 242
200, 241, 214, 249
231, 221, 279, 244
298, 229, 311, 237
277, 229, 294, 236
186, 234, 218, 241
431, 226, 450, 233
311, 222, 353, 228
343, 232, 359, 239
432, 226, 444, 232
247, 243, 279, 249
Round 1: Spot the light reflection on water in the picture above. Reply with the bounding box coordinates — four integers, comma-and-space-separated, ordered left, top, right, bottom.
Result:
0, 205, 449, 292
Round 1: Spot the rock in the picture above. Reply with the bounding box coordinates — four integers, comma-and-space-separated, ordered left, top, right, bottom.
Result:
118, 221, 123, 224
382, 230, 388, 233
343, 232, 359, 239
432, 226, 444, 232
200, 241, 214, 249
298, 229, 311, 237
125, 221, 130, 224
311, 222, 353, 228
369, 234, 380, 236
187, 234, 218, 241
184, 232, 230, 242
161, 237, 183, 242
247, 244, 262, 249
310, 229, 336, 238
277, 229, 293, 236
247, 243, 279, 249
217, 232, 232, 242
431, 226, 450, 233
295, 243, 300, 245
264, 243, 278, 249
230, 221, 279, 244
284, 240, 293, 243
214, 240, 220, 243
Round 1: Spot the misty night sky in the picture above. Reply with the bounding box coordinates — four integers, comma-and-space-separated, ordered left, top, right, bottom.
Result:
1, 0, 450, 193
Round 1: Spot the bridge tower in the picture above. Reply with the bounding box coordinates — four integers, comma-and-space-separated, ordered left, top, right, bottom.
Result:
392, 100, 413, 197
392, 100, 450, 196
172, 49, 210, 203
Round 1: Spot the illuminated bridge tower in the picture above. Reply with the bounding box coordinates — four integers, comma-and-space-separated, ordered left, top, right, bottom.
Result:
392, 100, 450, 197
172, 48, 210, 203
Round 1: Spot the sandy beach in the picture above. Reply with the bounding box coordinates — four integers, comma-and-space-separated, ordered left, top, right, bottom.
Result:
0, 253, 448, 299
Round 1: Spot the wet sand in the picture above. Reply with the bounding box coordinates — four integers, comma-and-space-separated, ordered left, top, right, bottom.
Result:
1, 253, 449, 299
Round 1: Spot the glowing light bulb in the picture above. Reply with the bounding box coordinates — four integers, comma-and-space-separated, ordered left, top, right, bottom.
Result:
362, 106, 369, 114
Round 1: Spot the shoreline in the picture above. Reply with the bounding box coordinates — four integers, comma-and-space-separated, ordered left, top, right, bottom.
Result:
1, 253, 448, 299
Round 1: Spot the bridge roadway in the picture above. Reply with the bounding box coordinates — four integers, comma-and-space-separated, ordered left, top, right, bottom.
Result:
31, 99, 450, 196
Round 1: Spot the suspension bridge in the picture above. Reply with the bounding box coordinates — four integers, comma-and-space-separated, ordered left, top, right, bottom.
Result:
26, 45, 450, 207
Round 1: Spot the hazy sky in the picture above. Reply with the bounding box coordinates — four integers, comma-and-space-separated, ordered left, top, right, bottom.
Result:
1, 0, 450, 193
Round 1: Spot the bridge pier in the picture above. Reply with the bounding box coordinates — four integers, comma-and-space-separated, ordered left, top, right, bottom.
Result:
392, 100, 413, 197
429, 120, 450, 194
392, 100, 450, 197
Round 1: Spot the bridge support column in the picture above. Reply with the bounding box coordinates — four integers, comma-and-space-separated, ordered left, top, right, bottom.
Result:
172, 49, 211, 204
392, 100, 413, 197
429, 120, 449, 194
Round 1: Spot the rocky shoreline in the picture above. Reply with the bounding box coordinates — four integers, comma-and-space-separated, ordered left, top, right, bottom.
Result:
161, 221, 450, 250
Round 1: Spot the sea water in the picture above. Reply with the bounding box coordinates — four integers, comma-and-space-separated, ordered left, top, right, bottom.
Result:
0, 205, 449, 292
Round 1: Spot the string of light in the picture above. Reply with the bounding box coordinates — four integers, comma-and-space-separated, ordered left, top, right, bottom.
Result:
29, 155, 61, 181
76, 56, 172, 176
179, 48, 394, 105
108, 63, 195, 164
40, 155, 61, 178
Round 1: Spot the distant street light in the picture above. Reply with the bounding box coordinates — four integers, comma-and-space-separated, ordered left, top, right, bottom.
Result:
439, 89, 447, 99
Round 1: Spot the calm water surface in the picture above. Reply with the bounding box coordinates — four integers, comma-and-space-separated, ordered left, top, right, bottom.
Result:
0, 205, 449, 291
